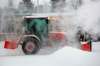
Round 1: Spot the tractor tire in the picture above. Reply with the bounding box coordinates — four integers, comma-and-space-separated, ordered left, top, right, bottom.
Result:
22, 37, 41, 55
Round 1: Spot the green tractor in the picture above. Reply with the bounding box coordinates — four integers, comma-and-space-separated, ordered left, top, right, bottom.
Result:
20, 16, 49, 55
13, 14, 65, 55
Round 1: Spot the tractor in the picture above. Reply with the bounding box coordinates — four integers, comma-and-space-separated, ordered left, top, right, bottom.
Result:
18, 16, 49, 55
2, 14, 92, 55
15, 15, 65, 55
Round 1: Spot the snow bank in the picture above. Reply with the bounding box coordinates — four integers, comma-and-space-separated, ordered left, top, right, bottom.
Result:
0, 46, 97, 66
0, 45, 100, 66
53, 46, 89, 55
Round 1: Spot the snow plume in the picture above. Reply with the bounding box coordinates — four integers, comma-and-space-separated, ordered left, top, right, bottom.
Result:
76, 1, 100, 35
56, 0, 100, 49
59, 14, 81, 48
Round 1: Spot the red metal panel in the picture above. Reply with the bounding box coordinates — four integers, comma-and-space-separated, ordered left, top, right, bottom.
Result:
4, 40, 17, 49
81, 42, 91, 52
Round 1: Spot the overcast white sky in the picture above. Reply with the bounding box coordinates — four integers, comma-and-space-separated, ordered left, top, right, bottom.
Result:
0, 0, 50, 8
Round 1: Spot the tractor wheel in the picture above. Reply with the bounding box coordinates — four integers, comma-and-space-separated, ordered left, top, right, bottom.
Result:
22, 37, 41, 55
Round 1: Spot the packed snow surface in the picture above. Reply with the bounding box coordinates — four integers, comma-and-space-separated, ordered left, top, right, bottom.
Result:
0, 46, 100, 66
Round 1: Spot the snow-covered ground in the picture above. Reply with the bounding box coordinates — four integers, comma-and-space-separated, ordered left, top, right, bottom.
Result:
0, 44, 100, 66
0, 41, 100, 66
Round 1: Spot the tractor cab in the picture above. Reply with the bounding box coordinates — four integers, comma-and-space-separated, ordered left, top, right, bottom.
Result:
23, 16, 49, 40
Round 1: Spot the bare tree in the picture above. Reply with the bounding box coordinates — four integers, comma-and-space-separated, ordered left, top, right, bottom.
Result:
23, 0, 33, 9
18, 0, 34, 15
51, 0, 66, 12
